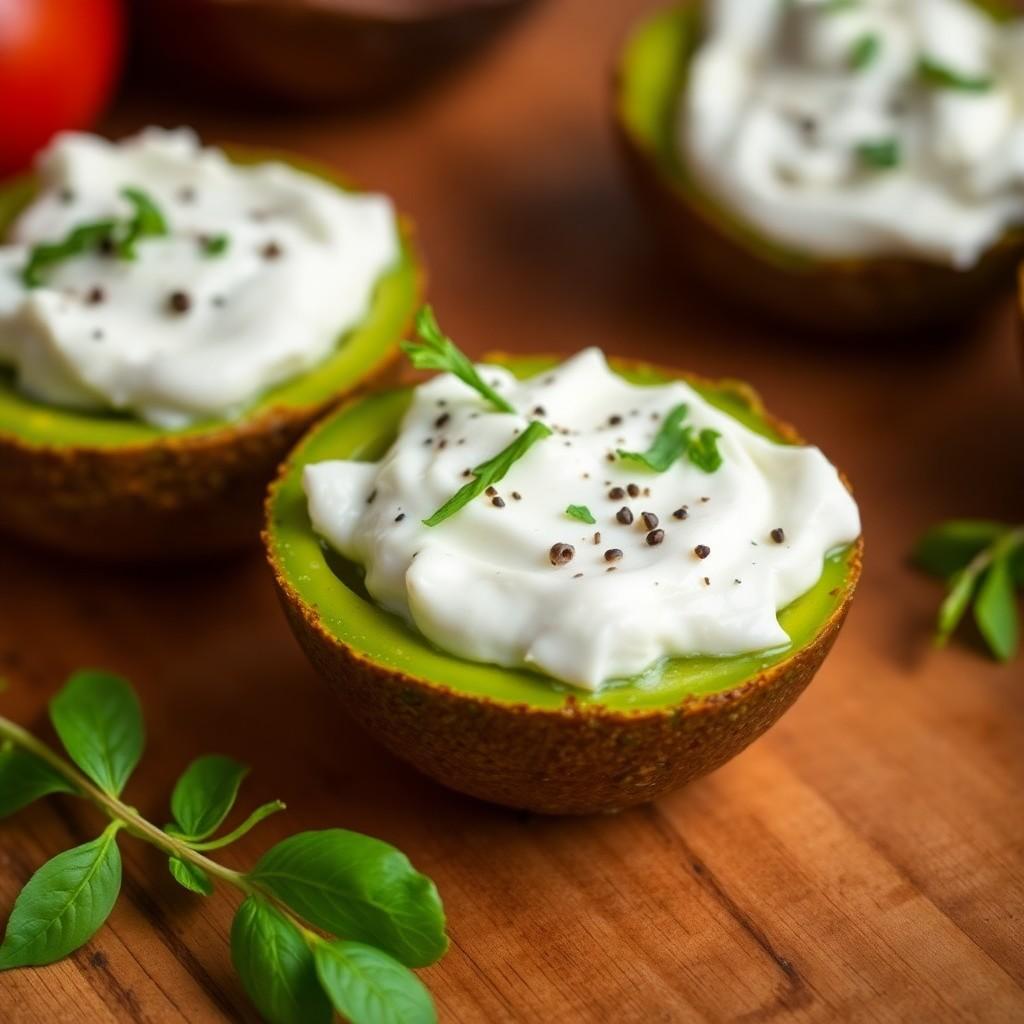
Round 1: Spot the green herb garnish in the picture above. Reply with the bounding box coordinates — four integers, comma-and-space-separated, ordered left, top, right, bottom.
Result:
0, 671, 447, 1022
117, 187, 169, 259
424, 421, 552, 526
566, 504, 596, 524
401, 305, 516, 414
849, 32, 880, 71
617, 404, 691, 472
21, 187, 170, 287
616, 405, 725, 474
917, 56, 993, 92
856, 139, 901, 169
201, 233, 230, 257
823, 0, 860, 13
21, 220, 116, 288
913, 520, 1024, 661
687, 429, 724, 473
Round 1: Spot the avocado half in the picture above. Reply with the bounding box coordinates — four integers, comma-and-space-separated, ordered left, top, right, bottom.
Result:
613, 4, 1024, 335
135, 0, 536, 106
264, 355, 863, 814
0, 148, 422, 561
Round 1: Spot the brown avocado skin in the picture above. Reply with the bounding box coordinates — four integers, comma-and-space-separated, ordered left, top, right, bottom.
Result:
613, 11, 1024, 337
264, 359, 863, 815
0, 384, 383, 562
136, 0, 536, 106
271, 545, 859, 815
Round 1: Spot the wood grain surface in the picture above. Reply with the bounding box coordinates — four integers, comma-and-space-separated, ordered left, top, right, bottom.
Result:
2, 1, 1023, 1020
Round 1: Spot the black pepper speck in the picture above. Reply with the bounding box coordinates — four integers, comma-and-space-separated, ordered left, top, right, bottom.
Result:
549, 542, 575, 566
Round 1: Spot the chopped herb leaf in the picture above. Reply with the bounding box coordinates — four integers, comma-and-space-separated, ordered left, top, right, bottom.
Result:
401, 305, 516, 414
21, 186, 170, 287
117, 187, 169, 260
202, 234, 230, 257
617, 405, 724, 474
849, 33, 880, 71
856, 139, 901, 169
823, 0, 859, 13
424, 421, 552, 526
21, 220, 117, 288
688, 429, 723, 473
617, 404, 691, 472
917, 57, 993, 92
565, 504, 596, 524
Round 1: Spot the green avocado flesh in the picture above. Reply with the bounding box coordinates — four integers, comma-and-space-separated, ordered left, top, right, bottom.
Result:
267, 357, 857, 712
0, 149, 419, 448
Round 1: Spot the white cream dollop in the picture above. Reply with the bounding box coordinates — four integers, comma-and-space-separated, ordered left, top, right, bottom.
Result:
682, 0, 1024, 267
0, 128, 400, 428
304, 349, 861, 692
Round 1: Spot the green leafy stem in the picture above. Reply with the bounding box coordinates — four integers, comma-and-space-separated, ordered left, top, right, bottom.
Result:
913, 520, 1024, 662
0, 671, 446, 1024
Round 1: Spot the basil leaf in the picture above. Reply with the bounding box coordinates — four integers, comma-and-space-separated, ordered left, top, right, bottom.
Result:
974, 558, 1019, 662
249, 829, 447, 968
170, 755, 249, 840
936, 568, 978, 646
21, 220, 116, 287
424, 421, 552, 527
0, 742, 76, 819
232, 896, 332, 1024
49, 670, 144, 797
913, 520, 1008, 578
313, 940, 436, 1024
688, 428, 724, 473
856, 139, 901, 169
168, 857, 213, 897
0, 825, 121, 970
565, 504, 596, 524
617, 404, 691, 472
918, 57, 993, 92
401, 306, 516, 414
117, 187, 169, 260
849, 33, 880, 71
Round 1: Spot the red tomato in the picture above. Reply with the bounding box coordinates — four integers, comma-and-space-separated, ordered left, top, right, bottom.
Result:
0, 0, 123, 176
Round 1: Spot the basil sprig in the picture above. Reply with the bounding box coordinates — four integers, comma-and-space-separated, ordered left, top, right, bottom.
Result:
401, 305, 516, 414
913, 520, 1024, 661
616, 403, 723, 473
424, 420, 553, 526
21, 187, 169, 287
0, 671, 447, 1023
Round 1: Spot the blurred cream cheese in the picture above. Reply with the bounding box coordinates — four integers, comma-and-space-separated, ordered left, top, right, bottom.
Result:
0, 128, 399, 428
304, 349, 861, 692
681, 0, 1024, 266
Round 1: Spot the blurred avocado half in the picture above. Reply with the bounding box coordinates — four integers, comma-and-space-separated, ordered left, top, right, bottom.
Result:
613, 3, 1024, 336
0, 147, 422, 562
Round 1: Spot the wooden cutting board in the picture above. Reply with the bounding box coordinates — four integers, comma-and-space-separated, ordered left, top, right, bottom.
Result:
1, 1, 1022, 1020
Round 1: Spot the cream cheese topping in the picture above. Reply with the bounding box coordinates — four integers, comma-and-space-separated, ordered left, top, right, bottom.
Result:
0, 128, 400, 428
681, 0, 1024, 267
304, 349, 861, 692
